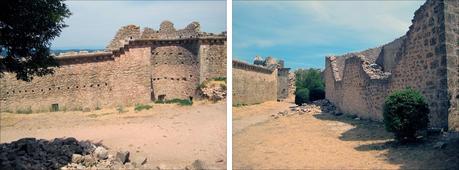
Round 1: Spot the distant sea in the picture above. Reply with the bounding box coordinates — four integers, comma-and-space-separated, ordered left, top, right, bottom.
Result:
51, 49, 104, 55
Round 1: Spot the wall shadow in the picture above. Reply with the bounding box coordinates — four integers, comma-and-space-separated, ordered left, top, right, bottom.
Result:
313, 112, 459, 169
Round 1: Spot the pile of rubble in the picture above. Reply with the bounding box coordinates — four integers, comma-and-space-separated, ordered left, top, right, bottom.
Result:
200, 82, 227, 101
313, 99, 341, 116
271, 99, 342, 119
0, 137, 147, 170
0, 138, 97, 169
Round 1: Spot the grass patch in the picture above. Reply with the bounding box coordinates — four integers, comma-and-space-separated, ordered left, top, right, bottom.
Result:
233, 103, 248, 107
134, 103, 152, 111
16, 107, 32, 114
155, 99, 193, 106
212, 77, 226, 82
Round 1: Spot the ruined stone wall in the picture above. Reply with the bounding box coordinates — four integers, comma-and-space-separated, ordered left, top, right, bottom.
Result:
324, 0, 457, 129
232, 60, 278, 105
199, 40, 227, 82
0, 21, 226, 112
277, 68, 290, 100
445, 0, 459, 130
151, 44, 199, 100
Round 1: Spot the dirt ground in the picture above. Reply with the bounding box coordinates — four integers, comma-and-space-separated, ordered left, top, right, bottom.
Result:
0, 101, 227, 169
233, 100, 459, 169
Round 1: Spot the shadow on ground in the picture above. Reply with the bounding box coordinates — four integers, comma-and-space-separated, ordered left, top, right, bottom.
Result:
314, 111, 459, 169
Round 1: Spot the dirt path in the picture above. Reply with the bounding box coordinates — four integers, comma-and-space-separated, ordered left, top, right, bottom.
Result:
1, 102, 226, 169
233, 101, 459, 169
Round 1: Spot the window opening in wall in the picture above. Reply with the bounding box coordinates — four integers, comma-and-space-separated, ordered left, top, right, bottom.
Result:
97, 84, 100, 87
19, 90, 21, 93
181, 62, 184, 64
158, 95, 166, 102
49, 88, 51, 90
178, 52, 182, 55
24, 90, 27, 92
6, 92, 9, 94
105, 83, 108, 86
90, 84, 93, 87
190, 75, 192, 78
58, 87, 60, 90
83, 85, 86, 88
76, 86, 79, 89
32, 90, 34, 92
182, 78, 186, 81
51, 103, 59, 112
67, 87, 70, 89
40, 89, 43, 92
189, 96, 193, 102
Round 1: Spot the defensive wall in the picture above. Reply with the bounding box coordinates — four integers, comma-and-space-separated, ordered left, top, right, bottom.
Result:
324, 0, 458, 130
0, 21, 227, 112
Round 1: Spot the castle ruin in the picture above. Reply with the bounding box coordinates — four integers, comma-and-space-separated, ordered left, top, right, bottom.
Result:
233, 56, 292, 105
324, 0, 458, 130
0, 21, 227, 112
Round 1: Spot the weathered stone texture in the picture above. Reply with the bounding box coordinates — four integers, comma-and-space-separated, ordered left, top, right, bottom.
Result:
324, 0, 458, 129
232, 60, 278, 105
232, 57, 291, 105
0, 21, 226, 112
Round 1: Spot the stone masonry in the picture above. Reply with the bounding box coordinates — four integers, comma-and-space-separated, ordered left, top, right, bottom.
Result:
233, 56, 291, 105
324, 0, 458, 130
0, 21, 226, 112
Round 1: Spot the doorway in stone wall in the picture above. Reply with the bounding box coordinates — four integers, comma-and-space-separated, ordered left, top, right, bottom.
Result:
158, 95, 166, 102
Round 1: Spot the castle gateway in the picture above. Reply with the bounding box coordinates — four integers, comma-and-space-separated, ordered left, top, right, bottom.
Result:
0, 21, 227, 112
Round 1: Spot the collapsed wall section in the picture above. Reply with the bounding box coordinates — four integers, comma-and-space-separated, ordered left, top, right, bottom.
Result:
325, 0, 455, 129
232, 60, 278, 105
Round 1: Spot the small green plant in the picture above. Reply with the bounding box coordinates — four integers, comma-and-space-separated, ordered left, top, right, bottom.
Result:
16, 107, 32, 114
212, 77, 226, 82
295, 88, 310, 106
233, 103, 248, 107
116, 105, 127, 113
134, 103, 152, 111
383, 87, 429, 143
155, 99, 193, 106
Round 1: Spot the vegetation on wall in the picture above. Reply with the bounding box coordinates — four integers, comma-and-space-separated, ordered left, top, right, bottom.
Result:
294, 68, 325, 105
383, 87, 429, 143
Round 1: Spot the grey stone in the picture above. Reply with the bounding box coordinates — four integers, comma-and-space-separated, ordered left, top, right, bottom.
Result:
71, 154, 83, 163
115, 151, 130, 164
434, 141, 447, 149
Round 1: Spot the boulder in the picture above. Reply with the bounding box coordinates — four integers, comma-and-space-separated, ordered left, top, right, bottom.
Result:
71, 154, 83, 163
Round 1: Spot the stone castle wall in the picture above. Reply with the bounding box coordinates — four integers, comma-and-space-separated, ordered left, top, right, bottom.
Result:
324, 0, 458, 129
232, 60, 278, 105
277, 68, 290, 99
0, 21, 226, 113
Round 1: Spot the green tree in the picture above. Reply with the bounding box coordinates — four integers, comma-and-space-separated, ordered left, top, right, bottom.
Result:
294, 68, 325, 102
0, 0, 71, 81
383, 87, 429, 143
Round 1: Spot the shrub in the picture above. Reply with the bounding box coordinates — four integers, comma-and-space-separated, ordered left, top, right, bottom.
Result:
383, 88, 429, 142
134, 103, 152, 111
309, 88, 325, 101
295, 88, 310, 106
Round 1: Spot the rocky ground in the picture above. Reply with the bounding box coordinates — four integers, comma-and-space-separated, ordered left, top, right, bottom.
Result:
233, 99, 459, 169
1, 102, 226, 169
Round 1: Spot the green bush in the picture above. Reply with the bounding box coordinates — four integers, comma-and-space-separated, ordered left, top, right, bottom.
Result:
309, 88, 325, 101
294, 68, 325, 102
155, 99, 193, 106
383, 88, 429, 142
295, 88, 310, 106
134, 103, 152, 111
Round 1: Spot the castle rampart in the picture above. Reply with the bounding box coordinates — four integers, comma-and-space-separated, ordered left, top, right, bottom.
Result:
0, 21, 226, 112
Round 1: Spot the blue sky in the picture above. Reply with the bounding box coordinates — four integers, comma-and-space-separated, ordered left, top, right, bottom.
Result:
52, 1, 226, 49
233, 1, 425, 69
